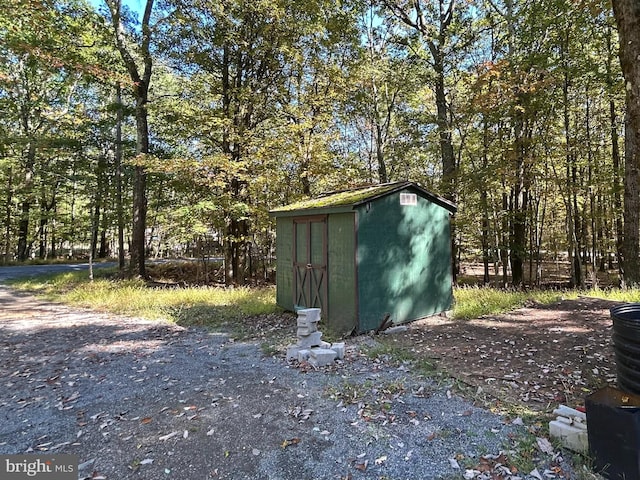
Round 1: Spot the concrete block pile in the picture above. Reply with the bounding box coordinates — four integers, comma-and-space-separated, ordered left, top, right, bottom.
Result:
286, 308, 345, 367
548, 404, 587, 453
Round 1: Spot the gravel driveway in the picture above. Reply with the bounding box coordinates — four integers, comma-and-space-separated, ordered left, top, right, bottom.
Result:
0, 283, 571, 479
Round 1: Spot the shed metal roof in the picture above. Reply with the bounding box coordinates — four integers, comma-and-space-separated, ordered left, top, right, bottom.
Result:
269, 181, 457, 217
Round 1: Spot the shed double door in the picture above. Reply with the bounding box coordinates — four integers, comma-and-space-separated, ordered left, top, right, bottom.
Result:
293, 216, 327, 313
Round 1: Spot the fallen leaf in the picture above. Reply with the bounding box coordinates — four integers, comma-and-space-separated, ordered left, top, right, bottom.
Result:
140, 417, 153, 424
78, 459, 95, 470
159, 431, 179, 441
529, 468, 543, 480
536, 437, 554, 455
281, 438, 300, 448
512, 417, 524, 425
354, 460, 368, 471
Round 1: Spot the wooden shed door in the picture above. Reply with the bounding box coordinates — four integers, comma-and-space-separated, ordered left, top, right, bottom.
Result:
293, 217, 327, 312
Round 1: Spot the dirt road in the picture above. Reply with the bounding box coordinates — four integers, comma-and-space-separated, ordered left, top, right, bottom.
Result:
0, 284, 542, 480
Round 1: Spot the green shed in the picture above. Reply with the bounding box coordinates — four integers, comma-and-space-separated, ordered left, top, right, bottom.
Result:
269, 181, 457, 335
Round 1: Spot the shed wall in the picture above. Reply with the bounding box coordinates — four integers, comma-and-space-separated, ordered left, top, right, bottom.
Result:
275, 217, 294, 311
326, 213, 357, 334
356, 191, 453, 332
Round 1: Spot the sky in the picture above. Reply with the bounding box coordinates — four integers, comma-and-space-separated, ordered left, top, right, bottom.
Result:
88, 0, 144, 23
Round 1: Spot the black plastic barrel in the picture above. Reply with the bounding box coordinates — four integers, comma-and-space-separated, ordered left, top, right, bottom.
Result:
586, 387, 640, 479
611, 303, 640, 395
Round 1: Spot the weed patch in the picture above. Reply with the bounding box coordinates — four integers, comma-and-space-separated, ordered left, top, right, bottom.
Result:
7, 270, 283, 338
452, 286, 574, 320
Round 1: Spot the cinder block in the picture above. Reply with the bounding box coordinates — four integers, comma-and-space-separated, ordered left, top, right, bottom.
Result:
286, 345, 302, 361
331, 342, 345, 360
297, 308, 321, 324
319, 341, 331, 349
298, 331, 323, 348
297, 349, 310, 362
549, 420, 588, 453
297, 325, 317, 336
383, 325, 408, 335
309, 347, 337, 366
297, 317, 318, 328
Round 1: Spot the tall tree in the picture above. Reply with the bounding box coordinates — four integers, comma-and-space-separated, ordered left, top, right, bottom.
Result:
104, 0, 155, 278
167, 0, 359, 284
604, 19, 624, 275
382, 0, 472, 281
0, 0, 90, 261
382, 0, 458, 200
348, 4, 409, 183
611, 0, 640, 286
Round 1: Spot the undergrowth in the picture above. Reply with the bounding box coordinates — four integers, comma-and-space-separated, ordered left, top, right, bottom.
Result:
8, 268, 640, 330
7, 268, 280, 326
452, 285, 640, 320
452, 286, 574, 320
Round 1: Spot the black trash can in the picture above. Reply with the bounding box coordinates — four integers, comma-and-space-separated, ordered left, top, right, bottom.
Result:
611, 303, 640, 394
586, 387, 640, 479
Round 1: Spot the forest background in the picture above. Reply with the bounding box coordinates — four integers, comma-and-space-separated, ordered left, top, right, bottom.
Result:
1, 0, 639, 289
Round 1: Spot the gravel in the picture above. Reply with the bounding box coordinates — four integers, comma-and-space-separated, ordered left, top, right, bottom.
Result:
0, 285, 572, 479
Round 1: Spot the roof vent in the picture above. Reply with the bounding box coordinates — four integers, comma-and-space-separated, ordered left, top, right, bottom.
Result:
400, 193, 417, 206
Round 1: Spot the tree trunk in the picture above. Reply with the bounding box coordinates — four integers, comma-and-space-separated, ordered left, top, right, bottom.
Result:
586, 94, 598, 277
50, 203, 56, 258
17, 143, 36, 262
38, 211, 47, 259
375, 123, 388, 184
99, 221, 109, 258
37, 188, 55, 260
115, 83, 126, 271
17, 202, 30, 261
501, 187, 509, 287
130, 95, 149, 278
4, 167, 12, 264
612, 0, 640, 286
572, 162, 583, 287
611, 97, 624, 274
510, 187, 526, 287
481, 119, 490, 285
106, 0, 153, 278
606, 23, 624, 276
297, 122, 312, 196
509, 116, 527, 288
622, 111, 640, 285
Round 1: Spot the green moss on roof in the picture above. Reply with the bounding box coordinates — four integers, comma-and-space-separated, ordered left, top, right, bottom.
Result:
271, 182, 407, 213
